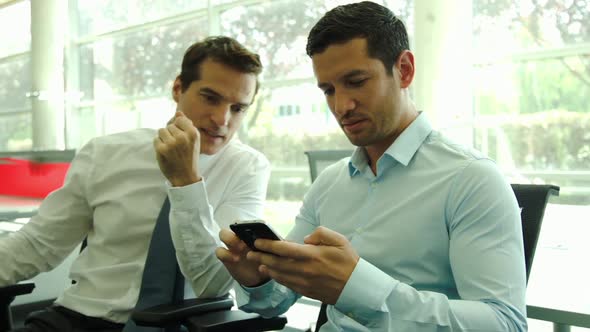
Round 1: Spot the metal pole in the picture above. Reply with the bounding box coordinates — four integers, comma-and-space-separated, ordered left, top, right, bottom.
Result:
30, 0, 67, 150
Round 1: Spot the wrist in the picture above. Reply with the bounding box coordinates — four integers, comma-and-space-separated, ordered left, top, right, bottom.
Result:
170, 174, 202, 187
244, 277, 271, 288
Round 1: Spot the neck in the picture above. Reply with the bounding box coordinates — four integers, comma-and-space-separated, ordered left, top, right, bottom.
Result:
366, 102, 419, 175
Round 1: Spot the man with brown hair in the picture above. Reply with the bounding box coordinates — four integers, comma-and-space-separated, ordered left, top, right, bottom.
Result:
0, 36, 270, 332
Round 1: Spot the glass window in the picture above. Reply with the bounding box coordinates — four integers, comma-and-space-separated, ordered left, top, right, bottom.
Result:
474, 2, 590, 330
77, 18, 208, 103
473, 3, 590, 205
0, 0, 32, 152
0, 112, 32, 151
0, 57, 32, 112
75, 0, 207, 37
66, 96, 173, 148
0, 0, 30, 58
474, 0, 590, 56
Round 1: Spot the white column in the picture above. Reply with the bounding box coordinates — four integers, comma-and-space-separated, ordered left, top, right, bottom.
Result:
413, 0, 473, 144
30, 0, 67, 150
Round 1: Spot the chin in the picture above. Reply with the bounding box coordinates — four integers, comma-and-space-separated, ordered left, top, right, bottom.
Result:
200, 144, 224, 155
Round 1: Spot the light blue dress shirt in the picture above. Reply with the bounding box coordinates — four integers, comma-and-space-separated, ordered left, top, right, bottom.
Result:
236, 113, 527, 331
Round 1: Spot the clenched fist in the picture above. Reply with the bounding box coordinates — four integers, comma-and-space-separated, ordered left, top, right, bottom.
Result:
154, 111, 202, 187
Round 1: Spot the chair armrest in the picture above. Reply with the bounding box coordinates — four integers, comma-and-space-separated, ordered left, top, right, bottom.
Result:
0, 283, 36, 299
132, 295, 287, 331
1, 283, 35, 332
185, 310, 287, 332
131, 296, 234, 327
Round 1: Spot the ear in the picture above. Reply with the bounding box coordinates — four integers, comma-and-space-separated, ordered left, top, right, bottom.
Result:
172, 76, 182, 103
396, 50, 415, 89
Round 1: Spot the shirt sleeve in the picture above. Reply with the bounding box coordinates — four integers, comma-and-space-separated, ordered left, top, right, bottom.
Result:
236, 174, 319, 316
332, 159, 527, 331
0, 142, 95, 286
168, 151, 271, 298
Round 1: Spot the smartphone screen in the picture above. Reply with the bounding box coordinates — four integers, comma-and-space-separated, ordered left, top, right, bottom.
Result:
230, 221, 282, 251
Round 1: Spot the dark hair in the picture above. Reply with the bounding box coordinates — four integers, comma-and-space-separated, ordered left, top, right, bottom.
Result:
179, 36, 263, 93
306, 1, 409, 75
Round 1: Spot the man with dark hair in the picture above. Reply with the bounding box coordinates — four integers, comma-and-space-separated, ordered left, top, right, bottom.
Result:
217, 2, 527, 331
0, 36, 270, 332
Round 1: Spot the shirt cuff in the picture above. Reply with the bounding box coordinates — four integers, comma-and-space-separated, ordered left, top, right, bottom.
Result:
167, 179, 209, 212
235, 279, 277, 307
334, 258, 396, 321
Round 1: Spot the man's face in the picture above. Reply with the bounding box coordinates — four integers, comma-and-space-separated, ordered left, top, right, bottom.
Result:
172, 58, 257, 155
312, 38, 414, 156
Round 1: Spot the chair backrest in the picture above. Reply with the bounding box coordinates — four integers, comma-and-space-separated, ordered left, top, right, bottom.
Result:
304, 150, 353, 183
510, 184, 559, 282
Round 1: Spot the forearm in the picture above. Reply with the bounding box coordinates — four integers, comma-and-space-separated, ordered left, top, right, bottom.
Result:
236, 279, 301, 317
169, 182, 234, 298
0, 202, 89, 285
0, 174, 92, 285
0, 227, 56, 285
332, 259, 527, 331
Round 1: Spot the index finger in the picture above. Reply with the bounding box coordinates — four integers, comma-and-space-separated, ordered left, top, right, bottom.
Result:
174, 114, 196, 132
219, 228, 247, 252
254, 239, 315, 260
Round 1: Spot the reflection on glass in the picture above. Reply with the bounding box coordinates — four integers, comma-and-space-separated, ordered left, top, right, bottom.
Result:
473, 57, 590, 205
77, 18, 208, 102
76, 0, 207, 37
220, 0, 411, 81
67, 97, 174, 148
0, 112, 32, 151
473, 0, 590, 56
0, 57, 32, 111
0, 0, 30, 58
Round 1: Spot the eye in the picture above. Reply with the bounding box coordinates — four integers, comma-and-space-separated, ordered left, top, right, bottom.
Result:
201, 94, 221, 105
322, 87, 335, 97
347, 78, 367, 87
231, 105, 247, 113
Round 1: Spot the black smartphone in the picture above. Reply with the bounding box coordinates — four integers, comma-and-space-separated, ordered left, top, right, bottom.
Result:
230, 220, 283, 251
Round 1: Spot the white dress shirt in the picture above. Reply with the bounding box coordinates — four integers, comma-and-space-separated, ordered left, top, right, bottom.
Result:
0, 128, 270, 323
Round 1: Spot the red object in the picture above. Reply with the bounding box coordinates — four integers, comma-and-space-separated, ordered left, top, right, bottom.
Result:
0, 157, 70, 198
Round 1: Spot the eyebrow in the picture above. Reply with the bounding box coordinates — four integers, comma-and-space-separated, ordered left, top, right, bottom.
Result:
200, 87, 251, 107
317, 69, 369, 89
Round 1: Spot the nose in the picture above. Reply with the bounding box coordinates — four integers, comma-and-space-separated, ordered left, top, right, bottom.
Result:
211, 106, 230, 127
333, 90, 356, 117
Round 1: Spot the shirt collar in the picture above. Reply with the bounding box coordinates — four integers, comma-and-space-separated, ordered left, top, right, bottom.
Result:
348, 112, 432, 177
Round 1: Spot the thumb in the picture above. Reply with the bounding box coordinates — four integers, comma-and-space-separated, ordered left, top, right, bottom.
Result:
304, 226, 348, 247
175, 110, 186, 118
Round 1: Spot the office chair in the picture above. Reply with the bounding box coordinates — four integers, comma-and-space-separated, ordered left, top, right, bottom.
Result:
511, 184, 560, 283
304, 150, 354, 183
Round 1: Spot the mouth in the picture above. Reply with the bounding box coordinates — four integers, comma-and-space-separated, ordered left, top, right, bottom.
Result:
199, 128, 226, 140
340, 119, 367, 132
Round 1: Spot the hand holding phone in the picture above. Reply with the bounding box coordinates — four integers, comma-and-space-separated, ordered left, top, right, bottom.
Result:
229, 220, 282, 251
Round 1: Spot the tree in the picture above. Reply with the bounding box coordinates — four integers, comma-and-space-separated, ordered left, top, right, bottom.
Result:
474, 0, 590, 113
